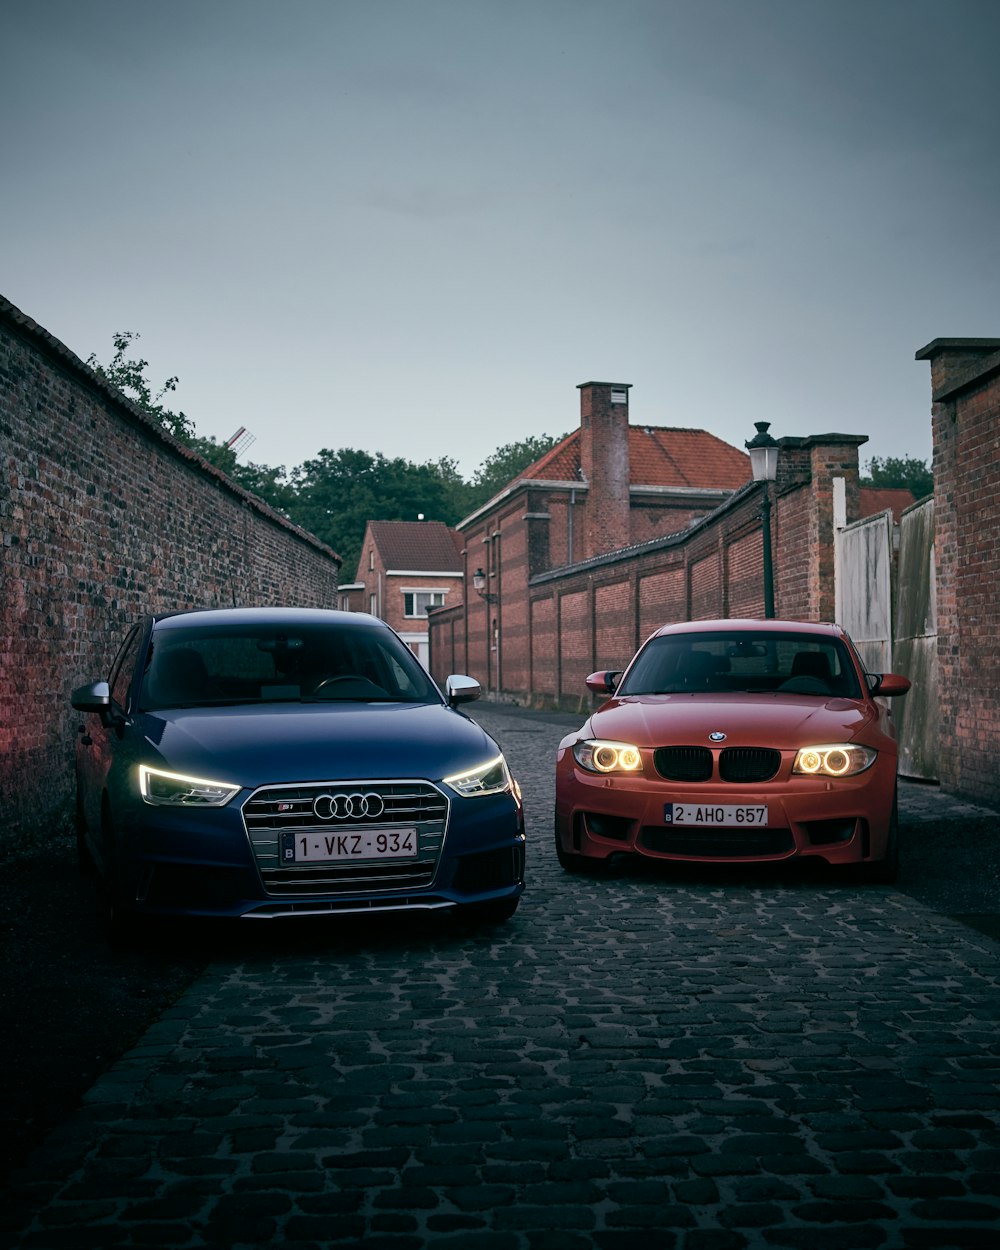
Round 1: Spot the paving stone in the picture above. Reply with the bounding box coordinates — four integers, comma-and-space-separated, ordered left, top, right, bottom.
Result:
6, 705, 1000, 1249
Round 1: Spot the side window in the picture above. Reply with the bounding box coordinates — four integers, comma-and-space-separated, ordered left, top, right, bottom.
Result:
109, 626, 143, 711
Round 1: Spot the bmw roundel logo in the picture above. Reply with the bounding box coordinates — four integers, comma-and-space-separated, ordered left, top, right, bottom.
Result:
709, 731, 727, 742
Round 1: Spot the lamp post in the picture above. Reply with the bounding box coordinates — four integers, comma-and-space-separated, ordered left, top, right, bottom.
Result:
472, 567, 496, 604
471, 567, 498, 701
745, 421, 779, 619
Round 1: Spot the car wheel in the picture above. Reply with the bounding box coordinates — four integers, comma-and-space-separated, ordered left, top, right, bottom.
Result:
456, 897, 520, 926
75, 777, 95, 874
100, 803, 141, 947
554, 831, 609, 876
857, 792, 900, 885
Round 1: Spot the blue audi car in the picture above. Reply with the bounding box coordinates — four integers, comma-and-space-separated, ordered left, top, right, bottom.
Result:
71, 607, 525, 937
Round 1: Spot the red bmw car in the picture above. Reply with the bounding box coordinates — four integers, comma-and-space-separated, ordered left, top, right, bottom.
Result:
554, 620, 910, 881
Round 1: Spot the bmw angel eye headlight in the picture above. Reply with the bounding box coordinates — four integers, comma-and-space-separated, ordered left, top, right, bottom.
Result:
573, 740, 644, 774
138, 765, 241, 807
792, 744, 877, 778
444, 754, 513, 797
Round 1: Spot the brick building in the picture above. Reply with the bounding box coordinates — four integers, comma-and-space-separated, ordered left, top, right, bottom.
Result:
915, 337, 1000, 804
439, 381, 764, 698
352, 519, 463, 666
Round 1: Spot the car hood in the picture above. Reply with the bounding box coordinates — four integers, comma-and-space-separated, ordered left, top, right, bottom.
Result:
581, 692, 873, 748
137, 701, 500, 787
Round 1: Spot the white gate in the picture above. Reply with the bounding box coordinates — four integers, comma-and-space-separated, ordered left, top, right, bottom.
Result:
834, 492, 937, 782
835, 507, 894, 673
893, 498, 938, 781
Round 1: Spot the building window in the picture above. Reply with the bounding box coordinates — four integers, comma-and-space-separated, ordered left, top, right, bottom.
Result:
369, 593, 377, 616
369, 549, 374, 571
404, 590, 445, 618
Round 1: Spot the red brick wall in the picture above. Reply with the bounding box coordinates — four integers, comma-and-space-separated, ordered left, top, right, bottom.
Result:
431, 434, 868, 712
529, 595, 557, 698
918, 339, 1000, 803
1, 304, 341, 845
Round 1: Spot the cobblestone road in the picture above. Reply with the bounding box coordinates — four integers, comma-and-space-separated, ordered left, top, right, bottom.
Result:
6, 705, 1000, 1249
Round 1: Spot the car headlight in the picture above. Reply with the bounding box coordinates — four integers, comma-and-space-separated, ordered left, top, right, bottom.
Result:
138, 765, 241, 806
444, 754, 514, 797
792, 744, 877, 778
573, 739, 644, 774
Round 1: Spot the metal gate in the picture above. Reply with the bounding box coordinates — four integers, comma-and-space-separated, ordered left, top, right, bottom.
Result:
835, 495, 937, 781
893, 498, 938, 781
835, 508, 894, 673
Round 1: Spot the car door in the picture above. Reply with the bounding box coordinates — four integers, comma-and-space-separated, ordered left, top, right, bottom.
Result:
77, 623, 145, 857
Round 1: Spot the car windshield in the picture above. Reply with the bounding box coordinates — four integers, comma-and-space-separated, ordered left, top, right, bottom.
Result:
138, 620, 440, 710
618, 630, 863, 699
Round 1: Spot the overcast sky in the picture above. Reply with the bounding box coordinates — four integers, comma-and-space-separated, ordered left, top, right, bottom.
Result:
4, 0, 998, 481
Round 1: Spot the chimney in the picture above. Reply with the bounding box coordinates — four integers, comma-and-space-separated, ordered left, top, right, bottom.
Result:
578, 381, 632, 558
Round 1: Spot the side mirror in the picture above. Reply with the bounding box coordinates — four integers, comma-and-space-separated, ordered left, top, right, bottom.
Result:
71, 680, 111, 712
585, 671, 622, 695
445, 674, 482, 706
868, 673, 911, 697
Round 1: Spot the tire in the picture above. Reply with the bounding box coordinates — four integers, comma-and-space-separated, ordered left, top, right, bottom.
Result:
99, 802, 141, 947
75, 777, 95, 874
554, 831, 610, 876
857, 791, 900, 885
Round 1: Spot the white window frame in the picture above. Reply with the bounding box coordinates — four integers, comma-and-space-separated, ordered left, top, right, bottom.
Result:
402, 587, 446, 619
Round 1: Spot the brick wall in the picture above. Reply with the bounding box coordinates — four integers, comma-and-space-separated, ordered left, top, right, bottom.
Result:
916, 338, 1000, 804
431, 432, 867, 711
1, 299, 341, 846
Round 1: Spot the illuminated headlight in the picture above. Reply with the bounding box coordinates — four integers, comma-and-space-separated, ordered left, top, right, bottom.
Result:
792, 744, 877, 778
444, 754, 514, 797
139, 765, 241, 807
573, 740, 644, 774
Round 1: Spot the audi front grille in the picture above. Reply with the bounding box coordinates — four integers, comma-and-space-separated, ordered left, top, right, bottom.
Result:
242, 781, 449, 897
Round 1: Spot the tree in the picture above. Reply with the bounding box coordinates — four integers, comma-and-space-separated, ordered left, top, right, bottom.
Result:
188, 435, 296, 515
85, 331, 194, 441
860, 455, 933, 501
469, 433, 567, 508
288, 448, 471, 576
85, 331, 569, 569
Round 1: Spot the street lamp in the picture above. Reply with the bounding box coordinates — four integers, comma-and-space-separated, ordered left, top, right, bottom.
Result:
745, 421, 779, 619
472, 567, 496, 604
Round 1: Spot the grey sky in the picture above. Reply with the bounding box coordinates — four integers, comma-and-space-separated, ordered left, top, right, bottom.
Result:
4, 0, 998, 480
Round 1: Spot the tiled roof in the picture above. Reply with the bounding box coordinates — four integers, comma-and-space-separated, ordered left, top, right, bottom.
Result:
859, 487, 918, 523
368, 520, 462, 571
522, 426, 749, 490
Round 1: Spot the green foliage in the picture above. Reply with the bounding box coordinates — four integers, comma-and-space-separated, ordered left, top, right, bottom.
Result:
288, 448, 472, 576
85, 332, 568, 576
469, 433, 566, 508
86, 331, 194, 441
187, 435, 296, 515
860, 455, 933, 501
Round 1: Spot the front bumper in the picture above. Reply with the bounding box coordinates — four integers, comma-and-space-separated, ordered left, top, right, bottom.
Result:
112, 783, 525, 919
554, 757, 896, 868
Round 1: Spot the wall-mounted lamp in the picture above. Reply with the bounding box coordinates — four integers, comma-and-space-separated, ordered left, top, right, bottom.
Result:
472, 567, 497, 603
745, 421, 780, 619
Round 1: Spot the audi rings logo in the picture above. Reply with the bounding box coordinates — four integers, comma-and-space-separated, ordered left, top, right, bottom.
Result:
312, 791, 386, 821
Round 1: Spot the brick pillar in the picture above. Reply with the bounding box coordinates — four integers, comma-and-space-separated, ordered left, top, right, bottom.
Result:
578, 381, 631, 558
775, 434, 866, 622
916, 337, 1000, 797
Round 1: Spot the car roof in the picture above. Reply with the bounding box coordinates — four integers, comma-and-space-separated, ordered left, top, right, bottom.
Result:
650, 618, 846, 640
151, 607, 387, 632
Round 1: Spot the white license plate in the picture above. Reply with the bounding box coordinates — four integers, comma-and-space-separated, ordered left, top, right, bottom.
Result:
666, 804, 769, 827
281, 828, 417, 863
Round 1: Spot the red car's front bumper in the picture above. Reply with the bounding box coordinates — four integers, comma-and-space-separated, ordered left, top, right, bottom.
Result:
554, 750, 897, 868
